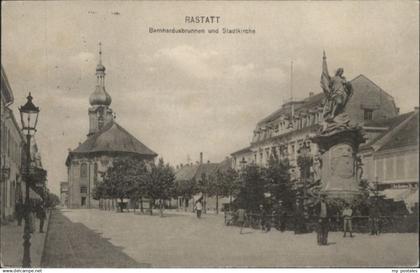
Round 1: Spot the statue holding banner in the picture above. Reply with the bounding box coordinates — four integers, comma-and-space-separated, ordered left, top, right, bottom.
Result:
320, 51, 353, 134
312, 51, 365, 203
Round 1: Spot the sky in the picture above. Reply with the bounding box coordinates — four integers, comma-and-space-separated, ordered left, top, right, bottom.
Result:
2, 1, 419, 195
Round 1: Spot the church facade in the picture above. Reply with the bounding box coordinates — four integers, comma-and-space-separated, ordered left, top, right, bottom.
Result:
65, 45, 157, 208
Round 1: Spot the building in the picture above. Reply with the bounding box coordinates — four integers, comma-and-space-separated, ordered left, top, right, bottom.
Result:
359, 109, 419, 211
231, 74, 399, 180
1, 66, 44, 222
60, 181, 69, 207
175, 153, 232, 212
65, 45, 158, 209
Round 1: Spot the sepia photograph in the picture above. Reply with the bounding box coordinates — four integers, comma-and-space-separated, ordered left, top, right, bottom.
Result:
1, 0, 419, 270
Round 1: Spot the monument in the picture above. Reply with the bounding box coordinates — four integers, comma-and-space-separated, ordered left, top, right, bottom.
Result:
311, 52, 366, 203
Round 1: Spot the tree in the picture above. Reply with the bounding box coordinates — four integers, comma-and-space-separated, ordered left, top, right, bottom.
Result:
235, 164, 266, 212
94, 157, 146, 212
45, 192, 60, 209
263, 156, 294, 211
216, 168, 239, 212
174, 179, 198, 211
141, 158, 176, 216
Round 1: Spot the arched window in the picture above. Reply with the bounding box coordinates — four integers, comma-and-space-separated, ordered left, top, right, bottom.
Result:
80, 163, 88, 178
94, 162, 98, 183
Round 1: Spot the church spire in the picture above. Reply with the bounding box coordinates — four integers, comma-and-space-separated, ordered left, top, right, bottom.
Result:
90, 42, 111, 106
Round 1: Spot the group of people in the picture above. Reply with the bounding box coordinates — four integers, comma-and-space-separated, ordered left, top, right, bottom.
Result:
15, 201, 47, 233
229, 194, 382, 245
317, 194, 383, 245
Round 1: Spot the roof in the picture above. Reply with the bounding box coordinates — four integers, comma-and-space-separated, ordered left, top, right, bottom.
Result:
68, 121, 157, 158
256, 74, 394, 127
175, 164, 199, 181
257, 93, 324, 126
360, 110, 419, 152
361, 111, 414, 150
1, 65, 14, 105
378, 110, 418, 152
231, 146, 252, 156
175, 161, 230, 181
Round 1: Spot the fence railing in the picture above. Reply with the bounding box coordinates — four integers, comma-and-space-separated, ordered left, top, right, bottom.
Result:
224, 212, 418, 233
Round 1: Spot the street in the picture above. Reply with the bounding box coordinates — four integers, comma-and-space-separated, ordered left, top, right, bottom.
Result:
41, 209, 418, 267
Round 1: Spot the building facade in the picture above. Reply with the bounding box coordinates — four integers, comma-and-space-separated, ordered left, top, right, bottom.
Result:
231, 74, 399, 181
60, 181, 69, 207
360, 109, 419, 210
1, 66, 26, 221
65, 45, 158, 209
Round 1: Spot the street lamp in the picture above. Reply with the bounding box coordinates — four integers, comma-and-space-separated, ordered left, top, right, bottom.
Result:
297, 138, 312, 217
19, 92, 40, 267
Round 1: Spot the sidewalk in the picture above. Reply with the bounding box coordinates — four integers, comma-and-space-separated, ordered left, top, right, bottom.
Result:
0, 213, 50, 268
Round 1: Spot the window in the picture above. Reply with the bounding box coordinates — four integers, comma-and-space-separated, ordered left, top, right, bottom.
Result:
80, 186, 87, 194
376, 159, 384, 181
385, 158, 394, 180
364, 109, 373, 121
80, 163, 88, 178
94, 162, 98, 183
396, 155, 405, 179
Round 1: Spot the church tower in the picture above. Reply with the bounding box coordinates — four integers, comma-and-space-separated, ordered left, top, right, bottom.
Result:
88, 42, 114, 136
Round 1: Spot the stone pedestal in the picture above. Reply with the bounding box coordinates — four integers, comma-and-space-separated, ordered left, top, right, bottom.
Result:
311, 127, 365, 203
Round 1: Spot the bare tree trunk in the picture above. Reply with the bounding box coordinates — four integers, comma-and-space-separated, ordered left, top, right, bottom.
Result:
204, 193, 207, 214
140, 197, 144, 213
120, 198, 124, 212
159, 199, 163, 217
149, 199, 153, 215
216, 192, 219, 214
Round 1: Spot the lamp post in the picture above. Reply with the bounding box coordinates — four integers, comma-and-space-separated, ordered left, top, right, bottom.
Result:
19, 92, 40, 267
297, 138, 312, 217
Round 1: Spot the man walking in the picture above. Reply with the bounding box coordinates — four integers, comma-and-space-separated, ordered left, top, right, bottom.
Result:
342, 203, 353, 238
15, 202, 24, 226
195, 200, 203, 218
36, 203, 47, 233
369, 201, 380, 235
317, 194, 329, 245
237, 208, 246, 234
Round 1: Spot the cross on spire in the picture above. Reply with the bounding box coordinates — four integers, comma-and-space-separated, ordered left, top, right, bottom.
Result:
99, 41, 102, 64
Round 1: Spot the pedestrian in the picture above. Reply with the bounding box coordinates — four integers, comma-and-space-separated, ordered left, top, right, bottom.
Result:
237, 208, 246, 234
195, 200, 202, 218
15, 202, 24, 226
316, 194, 329, 245
27, 203, 35, 233
369, 201, 380, 235
294, 199, 306, 234
36, 203, 47, 233
342, 203, 353, 238
259, 204, 266, 232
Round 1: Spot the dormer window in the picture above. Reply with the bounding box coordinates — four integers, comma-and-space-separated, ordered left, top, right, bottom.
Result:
364, 109, 373, 121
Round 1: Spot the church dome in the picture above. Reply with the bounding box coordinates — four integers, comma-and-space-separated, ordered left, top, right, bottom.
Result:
96, 63, 106, 72
89, 85, 112, 106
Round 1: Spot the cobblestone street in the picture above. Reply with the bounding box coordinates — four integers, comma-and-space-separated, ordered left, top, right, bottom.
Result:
41, 209, 418, 267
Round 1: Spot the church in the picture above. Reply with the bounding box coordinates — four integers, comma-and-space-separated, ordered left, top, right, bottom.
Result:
65, 44, 157, 208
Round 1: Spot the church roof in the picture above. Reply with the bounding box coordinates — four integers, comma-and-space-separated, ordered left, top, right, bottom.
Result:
68, 121, 157, 159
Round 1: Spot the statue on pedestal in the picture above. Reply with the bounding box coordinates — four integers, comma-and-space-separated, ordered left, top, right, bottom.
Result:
312, 51, 365, 204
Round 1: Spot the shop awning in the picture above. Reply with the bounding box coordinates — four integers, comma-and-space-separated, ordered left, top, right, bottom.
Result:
383, 188, 418, 212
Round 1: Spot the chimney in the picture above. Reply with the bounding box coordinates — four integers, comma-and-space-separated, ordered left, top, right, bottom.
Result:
309, 92, 314, 97
200, 152, 203, 164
